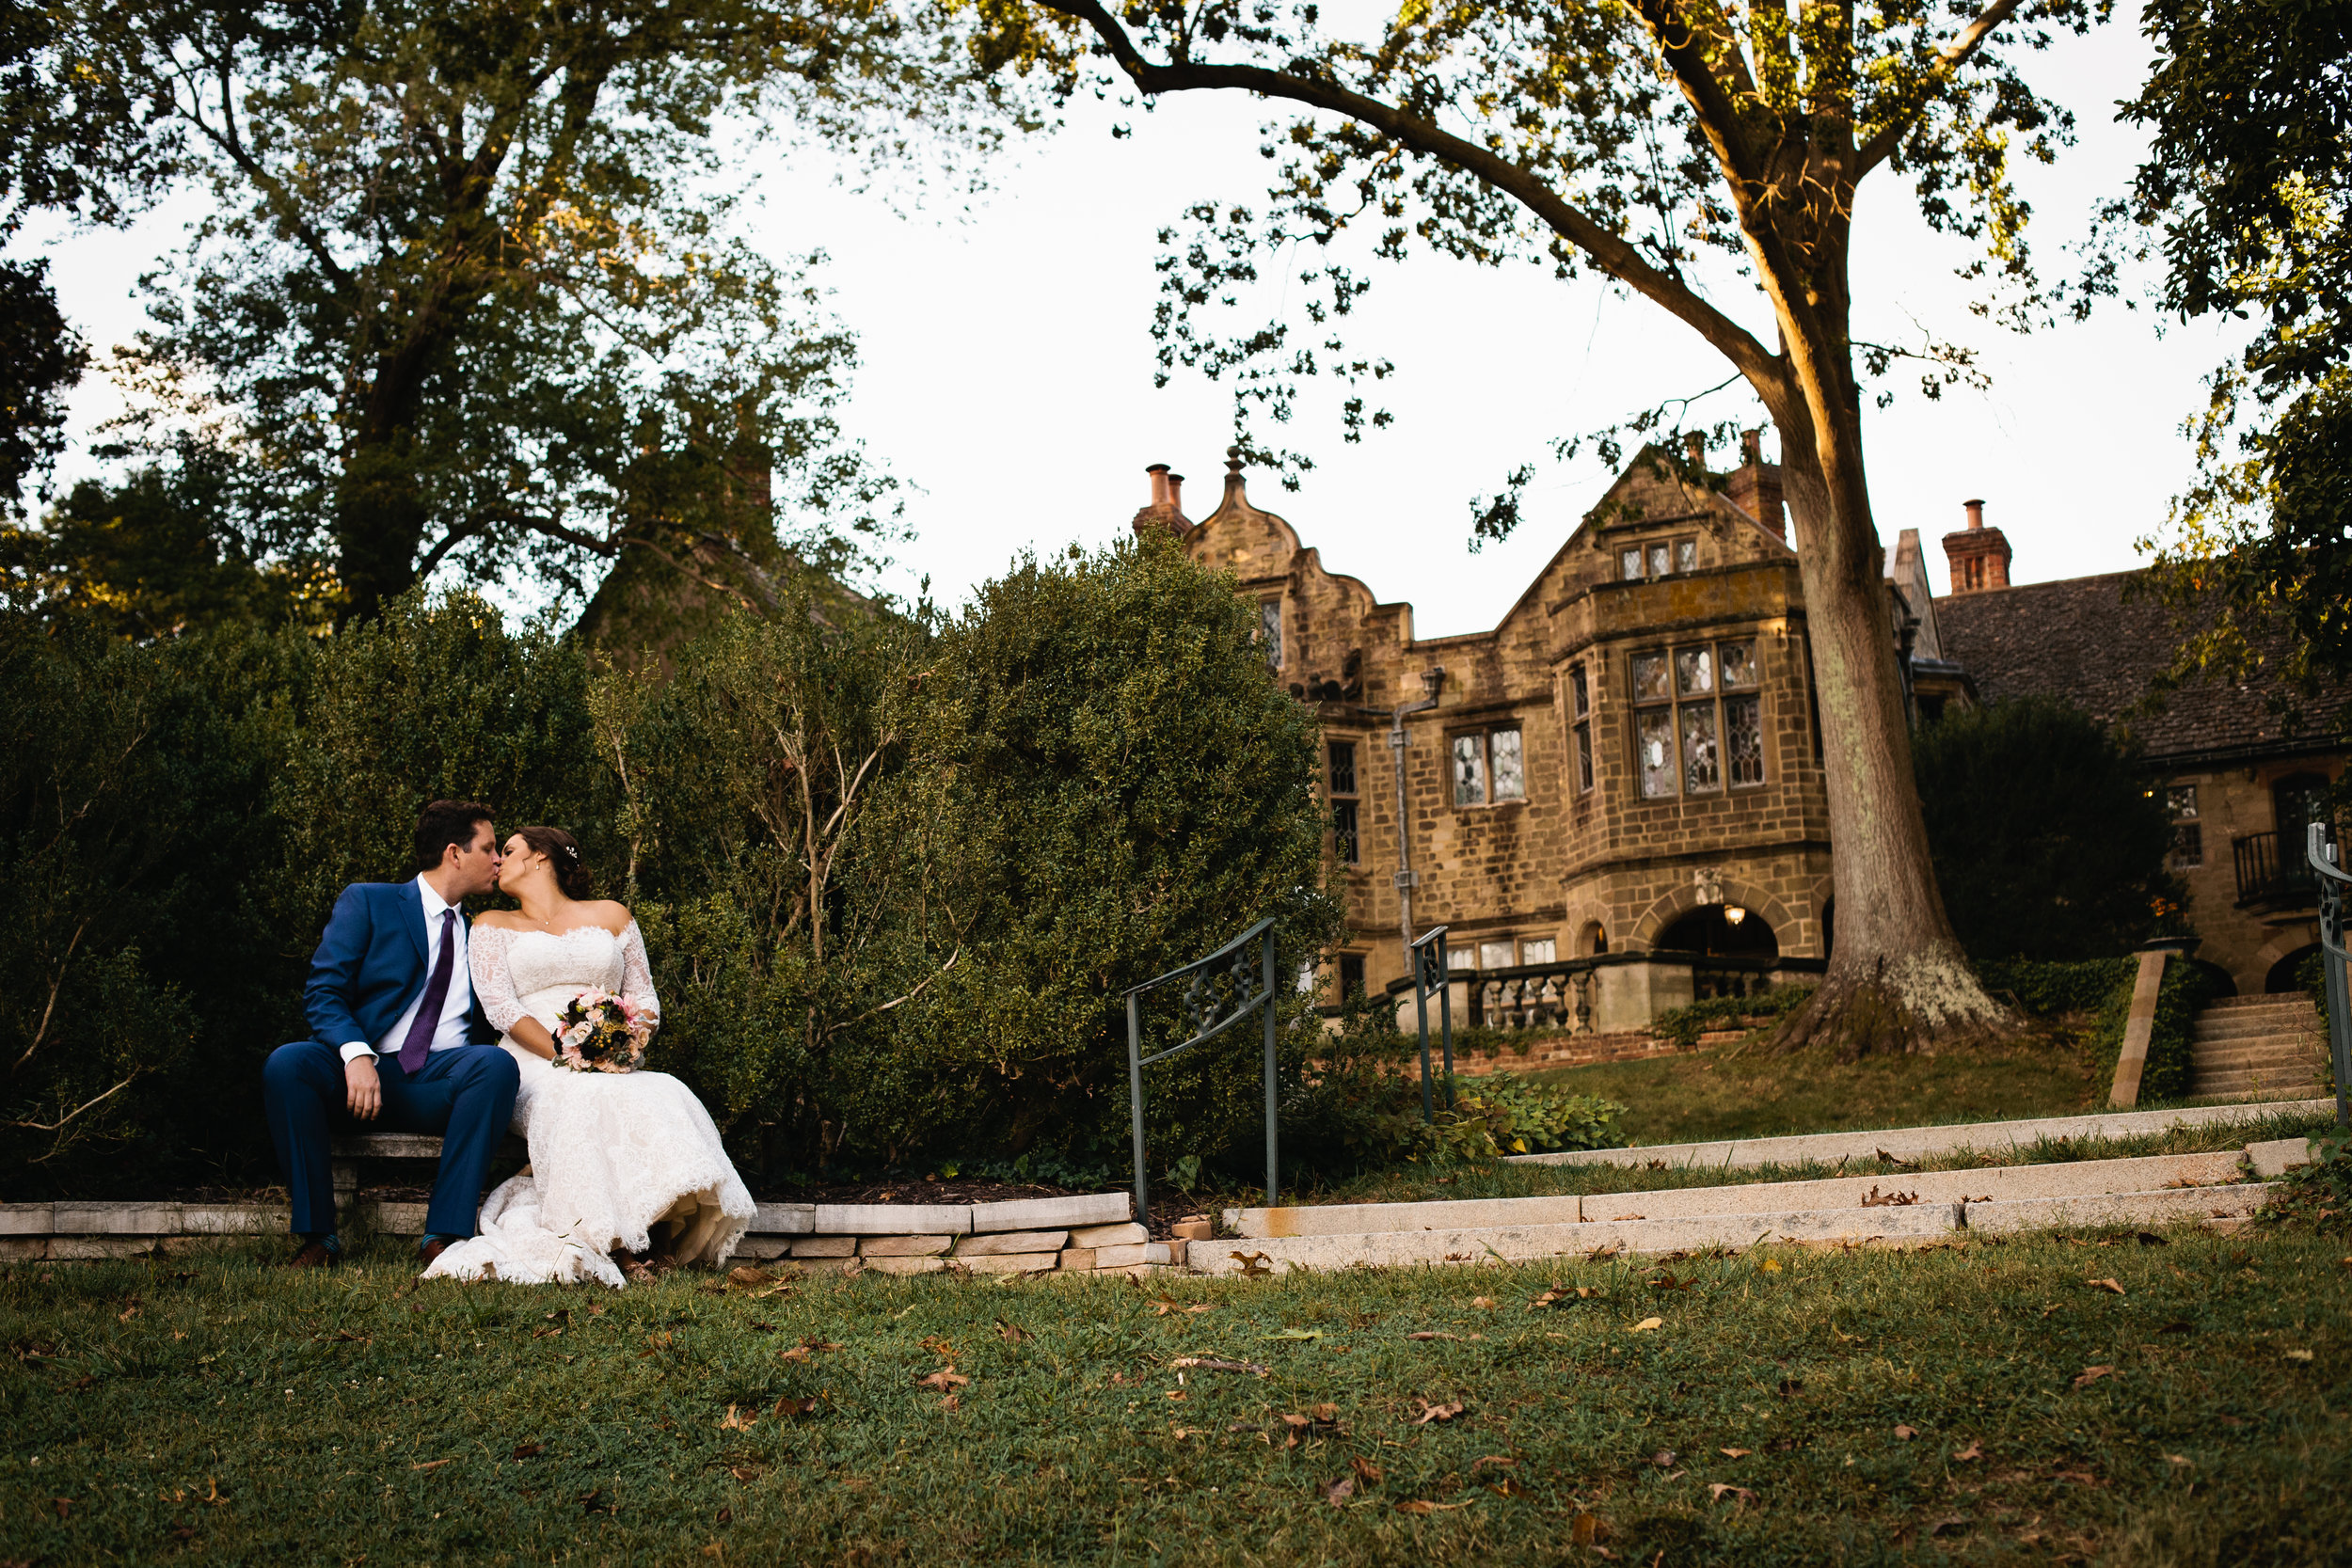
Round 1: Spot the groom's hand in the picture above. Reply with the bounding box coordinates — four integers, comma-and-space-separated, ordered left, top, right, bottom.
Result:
345, 1056, 382, 1120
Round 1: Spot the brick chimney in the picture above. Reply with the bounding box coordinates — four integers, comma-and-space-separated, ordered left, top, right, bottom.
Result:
1131, 462, 1191, 541
1941, 498, 2011, 594
1725, 427, 1786, 541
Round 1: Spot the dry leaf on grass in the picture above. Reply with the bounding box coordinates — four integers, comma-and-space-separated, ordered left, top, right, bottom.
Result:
2165, 1453, 2192, 1466
1263, 1327, 1323, 1342
2073, 1366, 2116, 1388
996, 1320, 1030, 1343
1349, 1455, 1384, 1483
1629, 1317, 1663, 1333
1412, 1400, 1466, 1425
409, 1459, 453, 1471
1570, 1512, 1611, 1546
512, 1443, 543, 1461
1470, 1296, 1498, 1309
940, 1393, 960, 1412
1320, 1476, 1355, 1507
1649, 1450, 1677, 1468
1486, 1476, 1527, 1497
1952, 1441, 1982, 1463
1168, 1356, 1269, 1376
727, 1266, 772, 1288
718, 1404, 757, 1432
1232, 1251, 1275, 1277
1708, 1483, 1756, 1506
780, 1345, 812, 1364
1719, 1447, 1751, 1458
915, 1367, 970, 1392
1393, 1499, 1472, 1514
2284, 1349, 2315, 1362
1929, 1513, 1969, 1537
1471, 1455, 1517, 1472
2087, 1278, 2126, 1296
1893, 1425, 1916, 1440
919, 1336, 954, 1357
773, 1397, 821, 1419
1165, 1390, 1186, 1402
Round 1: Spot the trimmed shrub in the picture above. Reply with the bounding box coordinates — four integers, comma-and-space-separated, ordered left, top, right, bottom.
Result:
1648, 985, 1816, 1050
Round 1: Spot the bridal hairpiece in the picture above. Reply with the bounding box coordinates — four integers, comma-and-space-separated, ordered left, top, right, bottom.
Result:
563, 845, 579, 860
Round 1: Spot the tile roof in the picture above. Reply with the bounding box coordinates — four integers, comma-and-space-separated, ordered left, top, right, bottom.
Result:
1933, 570, 2352, 764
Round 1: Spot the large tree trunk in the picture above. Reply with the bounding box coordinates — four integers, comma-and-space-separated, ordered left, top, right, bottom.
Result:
1766, 388, 2010, 1054
334, 431, 431, 626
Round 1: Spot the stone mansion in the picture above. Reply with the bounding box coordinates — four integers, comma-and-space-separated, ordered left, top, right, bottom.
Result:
1127, 445, 2346, 1030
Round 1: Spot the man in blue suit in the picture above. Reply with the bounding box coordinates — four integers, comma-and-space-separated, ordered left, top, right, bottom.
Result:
263, 800, 522, 1270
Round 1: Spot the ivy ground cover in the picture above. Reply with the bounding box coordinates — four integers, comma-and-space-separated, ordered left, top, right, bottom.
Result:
3, 1228, 2344, 1565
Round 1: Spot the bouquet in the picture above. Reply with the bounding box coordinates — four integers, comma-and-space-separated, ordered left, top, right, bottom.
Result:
552, 990, 652, 1074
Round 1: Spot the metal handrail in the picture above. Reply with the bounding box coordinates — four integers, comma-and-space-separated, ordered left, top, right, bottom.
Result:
1408, 926, 1454, 1120
1123, 917, 1280, 1223
2306, 824, 2350, 1130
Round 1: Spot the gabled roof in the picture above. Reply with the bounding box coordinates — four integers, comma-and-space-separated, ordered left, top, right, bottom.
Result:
1934, 570, 2352, 764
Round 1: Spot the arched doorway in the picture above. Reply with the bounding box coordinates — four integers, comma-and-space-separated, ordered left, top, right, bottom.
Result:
1655, 903, 1780, 961
2266, 943, 2322, 995
1579, 920, 1609, 956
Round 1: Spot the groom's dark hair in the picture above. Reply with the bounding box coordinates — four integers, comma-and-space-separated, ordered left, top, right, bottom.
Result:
413, 800, 495, 873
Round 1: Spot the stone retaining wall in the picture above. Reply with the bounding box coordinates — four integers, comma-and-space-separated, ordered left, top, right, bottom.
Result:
1408, 1030, 1691, 1080
0, 1191, 1184, 1275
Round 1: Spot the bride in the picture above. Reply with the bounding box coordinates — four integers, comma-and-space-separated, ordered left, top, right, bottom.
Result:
421, 826, 755, 1287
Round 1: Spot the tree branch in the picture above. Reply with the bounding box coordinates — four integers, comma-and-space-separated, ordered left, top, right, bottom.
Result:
11, 1069, 140, 1159
12, 918, 89, 1074
1033, 0, 1781, 388
1855, 0, 2026, 177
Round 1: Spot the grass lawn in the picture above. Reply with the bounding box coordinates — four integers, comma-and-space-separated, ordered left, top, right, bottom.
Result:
1521, 1034, 2124, 1148
5, 1224, 2346, 1565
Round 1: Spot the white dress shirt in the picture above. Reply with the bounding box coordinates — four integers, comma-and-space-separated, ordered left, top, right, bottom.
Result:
338, 875, 475, 1066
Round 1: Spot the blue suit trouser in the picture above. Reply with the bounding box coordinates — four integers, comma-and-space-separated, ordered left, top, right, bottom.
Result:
263, 1041, 521, 1239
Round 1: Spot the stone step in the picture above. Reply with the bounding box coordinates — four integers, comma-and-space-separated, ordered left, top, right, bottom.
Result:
2192, 1015, 2322, 1042
2191, 1075, 2325, 1097
2192, 1040, 2322, 1064
1504, 1099, 2333, 1173
1224, 1151, 2245, 1238
2203, 993, 2320, 1010
1189, 1183, 2277, 1275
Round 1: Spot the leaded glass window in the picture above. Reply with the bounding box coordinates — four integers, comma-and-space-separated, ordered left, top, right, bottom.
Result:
1489, 727, 1526, 801
1631, 652, 1671, 703
1676, 538, 1697, 574
1637, 708, 1677, 798
1676, 646, 1714, 696
1260, 599, 1282, 667
1478, 940, 1515, 970
1720, 641, 1756, 689
1648, 543, 1672, 578
1452, 734, 1487, 806
1680, 702, 1721, 792
1725, 694, 1763, 785
1620, 547, 1643, 581
1520, 938, 1558, 964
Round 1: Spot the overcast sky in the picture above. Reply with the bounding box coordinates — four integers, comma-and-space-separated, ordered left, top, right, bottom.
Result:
24, 2, 2240, 639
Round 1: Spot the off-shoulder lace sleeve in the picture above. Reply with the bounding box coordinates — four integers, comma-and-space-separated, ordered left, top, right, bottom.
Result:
468, 924, 530, 1036
618, 920, 660, 1025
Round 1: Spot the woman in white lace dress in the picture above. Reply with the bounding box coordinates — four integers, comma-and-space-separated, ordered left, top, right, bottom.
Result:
421, 826, 755, 1288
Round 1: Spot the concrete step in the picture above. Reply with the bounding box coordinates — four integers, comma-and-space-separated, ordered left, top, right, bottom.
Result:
1188, 1184, 2276, 1275
2192, 1016, 2322, 1043
2193, 1043, 2323, 1068
1224, 1151, 2244, 1239
2192, 1075, 2325, 1097
2203, 993, 2320, 1010
1503, 1099, 2333, 1173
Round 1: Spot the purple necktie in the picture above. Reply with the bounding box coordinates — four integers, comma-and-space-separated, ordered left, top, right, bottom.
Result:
398, 909, 458, 1073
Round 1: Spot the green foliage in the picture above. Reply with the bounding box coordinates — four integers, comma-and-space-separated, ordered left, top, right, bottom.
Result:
1912, 700, 2180, 961
1648, 985, 1817, 1051
890, 537, 1343, 1173
1975, 954, 2214, 1102
2124, 0, 2352, 704
1975, 957, 2138, 1020
0, 259, 85, 508
2261, 1131, 2352, 1236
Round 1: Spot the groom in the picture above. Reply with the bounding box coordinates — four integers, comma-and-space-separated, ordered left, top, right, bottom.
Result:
263, 800, 521, 1270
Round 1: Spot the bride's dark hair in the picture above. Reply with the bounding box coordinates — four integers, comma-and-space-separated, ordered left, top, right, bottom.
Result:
514, 825, 594, 901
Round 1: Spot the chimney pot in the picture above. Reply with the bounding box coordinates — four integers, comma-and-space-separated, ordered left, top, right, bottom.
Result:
1741, 428, 1763, 465
1942, 499, 2010, 594
1963, 498, 1984, 531
1167, 472, 1184, 515
1147, 464, 1171, 507
1683, 432, 1706, 468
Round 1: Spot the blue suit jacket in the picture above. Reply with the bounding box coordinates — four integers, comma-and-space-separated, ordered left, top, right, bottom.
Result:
304, 880, 499, 1053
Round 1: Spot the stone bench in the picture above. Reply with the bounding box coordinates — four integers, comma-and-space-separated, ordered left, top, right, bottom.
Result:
328, 1132, 527, 1202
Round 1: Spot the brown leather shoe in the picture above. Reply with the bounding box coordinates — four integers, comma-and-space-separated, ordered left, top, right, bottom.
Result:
416, 1237, 455, 1274
288, 1239, 340, 1270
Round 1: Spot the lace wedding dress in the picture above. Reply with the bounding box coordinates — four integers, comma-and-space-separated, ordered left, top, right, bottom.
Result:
421, 922, 755, 1288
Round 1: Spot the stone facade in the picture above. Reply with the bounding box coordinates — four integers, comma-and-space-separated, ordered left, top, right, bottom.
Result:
1137, 445, 1833, 1027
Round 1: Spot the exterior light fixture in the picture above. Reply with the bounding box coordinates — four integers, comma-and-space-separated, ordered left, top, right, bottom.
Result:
1724, 906, 1748, 926
1420, 666, 1446, 702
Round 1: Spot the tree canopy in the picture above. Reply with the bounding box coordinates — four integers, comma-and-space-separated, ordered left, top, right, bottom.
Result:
2122, 0, 2352, 705
973, 0, 2106, 1048
4, 0, 1025, 621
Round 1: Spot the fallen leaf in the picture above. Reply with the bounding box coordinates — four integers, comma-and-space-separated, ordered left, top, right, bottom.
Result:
1708, 1483, 1756, 1506
718, 1404, 757, 1432
52, 1497, 72, 1519
1629, 1317, 1663, 1333
512, 1443, 543, 1460
2165, 1453, 2192, 1466
1470, 1296, 1497, 1309
2073, 1366, 2116, 1388
1760, 1259, 1783, 1273
919, 1336, 954, 1357
1720, 1447, 1751, 1458
2158, 1321, 2194, 1335
1312, 1402, 1340, 1421
1320, 1476, 1355, 1507
940, 1393, 960, 1412
1650, 1450, 1678, 1468
1928, 1513, 1969, 1537
1349, 1455, 1383, 1482
1164, 1390, 1187, 1402
1893, 1425, 1916, 1440
1168, 1355, 1269, 1376
1860, 1186, 1918, 1208
1412, 1400, 1466, 1424
915, 1367, 970, 1392
1471, 1455, 1517, 1471
1570, 1512, 1611, 1546
780, 1345, 812, 1363
1393, 1499, 1471, 1513
1952, 1441, 1982, 1463
1232, 1250, 1275, 1277
995, 1320, 1030, 1343
727, 1266, 771, 1288
2087, 1278, 2126, 1296
774, 1396, 821, 1419
1263, 1327, 1323, 1342
1486, 1476, 1527, 1497
410, 1459, 453, 1471
2284, 1349, 2314, 1362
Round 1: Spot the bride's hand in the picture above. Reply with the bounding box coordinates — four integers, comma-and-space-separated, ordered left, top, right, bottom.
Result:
508, 1016, 561, 1061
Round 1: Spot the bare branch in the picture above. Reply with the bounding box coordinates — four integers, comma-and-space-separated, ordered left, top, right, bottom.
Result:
11, 1070, 141, 1159
12, 919, 90, 1075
